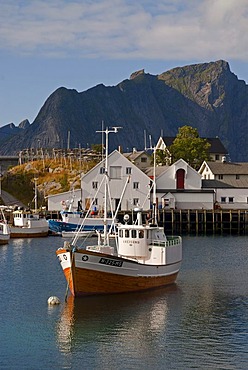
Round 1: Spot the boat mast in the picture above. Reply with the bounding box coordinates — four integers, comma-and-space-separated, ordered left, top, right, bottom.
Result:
96, 126, 121, 245
147, 134, 157, 225
152, 146, 157, 225
34, 177, 38, 212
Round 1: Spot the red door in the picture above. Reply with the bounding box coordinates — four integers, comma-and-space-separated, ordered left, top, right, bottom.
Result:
176, 169, 185, 189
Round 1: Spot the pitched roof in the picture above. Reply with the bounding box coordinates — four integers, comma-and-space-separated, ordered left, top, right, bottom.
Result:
206, 161, 248, 175
202, 178, 248, 188
143, 165, 169, 177
123, 150, 149, 162
202, 180, 233, 188
161, 136, 227, 154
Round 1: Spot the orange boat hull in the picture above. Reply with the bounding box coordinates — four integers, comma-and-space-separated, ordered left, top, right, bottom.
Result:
57, 249, 181, 297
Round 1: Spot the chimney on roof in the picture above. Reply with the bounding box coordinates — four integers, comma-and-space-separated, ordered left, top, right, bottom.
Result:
133, 147, 137, 153
222, 156, 226, 163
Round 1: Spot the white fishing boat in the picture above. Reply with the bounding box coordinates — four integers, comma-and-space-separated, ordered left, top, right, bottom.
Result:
10, 208, 49, 238
0, 207, 10, 245
9, 179, 49, 238
56, 128, 182, 297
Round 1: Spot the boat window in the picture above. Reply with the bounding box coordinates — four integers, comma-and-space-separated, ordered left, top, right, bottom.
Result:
119, 229, 123, 238
125, 229, 129, 238
131, 229, 136, 238
138, 230, 144, 239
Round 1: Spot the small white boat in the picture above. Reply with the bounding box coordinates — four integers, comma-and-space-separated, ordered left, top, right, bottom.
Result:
10, 208, 49, 238
0, 207, 10, 245
61, 230, 96, 238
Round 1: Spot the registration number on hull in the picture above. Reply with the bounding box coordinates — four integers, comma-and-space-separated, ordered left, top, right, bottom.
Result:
99, 257, 123, 267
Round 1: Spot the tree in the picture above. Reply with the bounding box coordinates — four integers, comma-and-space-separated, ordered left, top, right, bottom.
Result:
154, 149, 171, 166
169, 126, 210, 169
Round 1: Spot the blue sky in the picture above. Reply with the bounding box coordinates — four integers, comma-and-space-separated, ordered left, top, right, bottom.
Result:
1, 0, 248, 127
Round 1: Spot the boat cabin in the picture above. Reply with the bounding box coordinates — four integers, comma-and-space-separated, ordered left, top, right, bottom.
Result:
13, 209, 40, 227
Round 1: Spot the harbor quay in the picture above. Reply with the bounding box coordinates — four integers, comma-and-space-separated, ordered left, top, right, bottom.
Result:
158, 209, 248, 235
46, 208, 248, 236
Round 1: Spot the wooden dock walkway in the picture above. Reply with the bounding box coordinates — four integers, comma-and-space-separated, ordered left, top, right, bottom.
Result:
158, 209, 248, 235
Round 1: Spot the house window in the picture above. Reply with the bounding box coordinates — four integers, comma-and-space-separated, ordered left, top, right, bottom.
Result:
133, 182, 139, 189
228, 197, 234, 203
176, 169, 185, 189
110, 166, 121, 179
236, 174, 240, 179
100, 167, 105, 174
92, 181, 98, 189
215, 154, 220, 160
218, 174, 223, 180
221, 197, 226, 203
133, 198, 139, 205
126, 167, 132, 175
141, 157, 147, 163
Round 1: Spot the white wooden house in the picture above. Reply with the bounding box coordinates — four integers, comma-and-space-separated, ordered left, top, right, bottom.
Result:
47, 156, 216, 212
155, 136, 228, 164
123, 149, 151, 170
81, 150, 151, 212
155, 159, 214, 210
199, 161, 248, 209
47, 188, 82, 211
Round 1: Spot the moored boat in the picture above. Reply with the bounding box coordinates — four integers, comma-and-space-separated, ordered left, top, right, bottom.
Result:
48, 213, 113, 234
61, 230, 96, 238
56, 208, 182, 296
10, 208, 49, 238
55, 127, 182, 297
0, 207, 10, 245
48, 189, 114, 235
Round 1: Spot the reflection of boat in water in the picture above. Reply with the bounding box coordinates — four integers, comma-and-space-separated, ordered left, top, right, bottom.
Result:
56, 285, 179, 353
55, 128, 182, 297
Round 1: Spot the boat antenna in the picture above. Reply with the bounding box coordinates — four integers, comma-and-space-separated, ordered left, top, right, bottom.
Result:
96, 126, 122, 245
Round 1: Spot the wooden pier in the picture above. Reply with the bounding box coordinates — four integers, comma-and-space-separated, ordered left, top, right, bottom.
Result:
46, 209, 248, 236
158, 209, 248, 235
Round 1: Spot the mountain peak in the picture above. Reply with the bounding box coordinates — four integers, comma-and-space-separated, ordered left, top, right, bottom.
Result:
0, 60, 247, 162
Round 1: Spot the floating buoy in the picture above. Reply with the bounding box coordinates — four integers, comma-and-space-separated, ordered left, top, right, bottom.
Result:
47, 296, 60, 305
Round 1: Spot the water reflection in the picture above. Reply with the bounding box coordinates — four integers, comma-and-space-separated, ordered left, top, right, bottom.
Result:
56, 285, 179, 354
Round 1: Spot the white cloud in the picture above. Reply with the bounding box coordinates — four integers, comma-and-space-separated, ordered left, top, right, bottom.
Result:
0, 0, 248, 61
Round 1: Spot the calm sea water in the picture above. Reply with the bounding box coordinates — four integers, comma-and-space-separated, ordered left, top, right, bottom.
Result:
0, 235, 248, 370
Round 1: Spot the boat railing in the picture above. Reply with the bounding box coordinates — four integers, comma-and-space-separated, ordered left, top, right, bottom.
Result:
151, 236, 181, 248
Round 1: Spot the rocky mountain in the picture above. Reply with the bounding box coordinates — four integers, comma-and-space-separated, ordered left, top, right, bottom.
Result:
0, 120, 30, 146
0, 60, 248, 161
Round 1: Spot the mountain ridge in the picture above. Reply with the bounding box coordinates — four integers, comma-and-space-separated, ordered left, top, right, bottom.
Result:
0, 60, 247, 161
